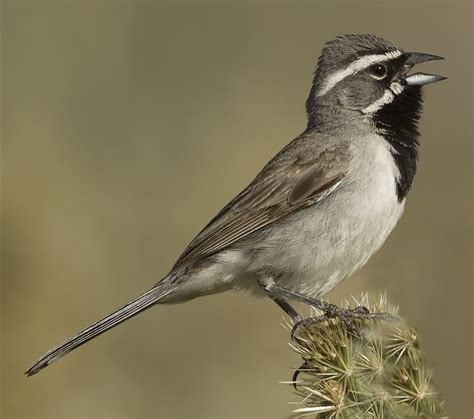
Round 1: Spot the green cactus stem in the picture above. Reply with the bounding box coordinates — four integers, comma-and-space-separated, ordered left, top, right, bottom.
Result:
288, 295, 444, 418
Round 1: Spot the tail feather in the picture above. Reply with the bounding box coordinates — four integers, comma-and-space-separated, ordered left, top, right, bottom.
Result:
25, 283, 174, 376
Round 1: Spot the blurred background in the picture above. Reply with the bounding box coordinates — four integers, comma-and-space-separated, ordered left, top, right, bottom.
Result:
2, 1, 472, 418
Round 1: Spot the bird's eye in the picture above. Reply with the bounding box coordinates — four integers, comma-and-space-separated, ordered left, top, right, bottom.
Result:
368, 63, 388, 80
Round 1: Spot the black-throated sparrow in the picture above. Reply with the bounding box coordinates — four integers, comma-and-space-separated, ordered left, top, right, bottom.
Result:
26, 34, 445, 376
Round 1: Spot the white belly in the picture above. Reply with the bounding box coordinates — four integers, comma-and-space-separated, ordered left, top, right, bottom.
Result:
243, 134, 405, 297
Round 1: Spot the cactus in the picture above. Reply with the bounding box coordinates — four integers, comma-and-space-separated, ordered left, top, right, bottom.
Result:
287, 295, 444, 418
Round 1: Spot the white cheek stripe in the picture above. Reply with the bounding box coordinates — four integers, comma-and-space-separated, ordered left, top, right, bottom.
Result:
362, 89, 395, 114
362, 81, 405, 114
317, 50, 403, 97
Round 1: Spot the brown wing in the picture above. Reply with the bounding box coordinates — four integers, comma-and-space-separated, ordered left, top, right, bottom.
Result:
172, 135, 349, 271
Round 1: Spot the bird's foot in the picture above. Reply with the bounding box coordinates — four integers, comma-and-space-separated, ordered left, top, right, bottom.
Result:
291, 303, 396, 340
256, 276, 397, 339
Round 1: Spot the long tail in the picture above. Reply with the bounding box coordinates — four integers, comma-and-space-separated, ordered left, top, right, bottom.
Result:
25, 281, 175, 376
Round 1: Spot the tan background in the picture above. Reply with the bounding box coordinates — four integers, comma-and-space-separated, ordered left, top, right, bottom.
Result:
2, 1, 473, 418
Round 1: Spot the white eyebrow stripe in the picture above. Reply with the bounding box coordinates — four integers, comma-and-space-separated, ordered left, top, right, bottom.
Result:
317, 50, 403, 97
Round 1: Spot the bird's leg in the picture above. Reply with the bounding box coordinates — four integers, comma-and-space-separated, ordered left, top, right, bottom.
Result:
257, 277, 302, 322
273, 296, 302, 323
257, 277, 397, 339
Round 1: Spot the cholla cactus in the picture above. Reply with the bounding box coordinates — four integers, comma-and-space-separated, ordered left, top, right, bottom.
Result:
288, 295, 444, 418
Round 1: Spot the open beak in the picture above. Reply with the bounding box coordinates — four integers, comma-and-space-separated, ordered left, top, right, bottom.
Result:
403, 52, 446, 86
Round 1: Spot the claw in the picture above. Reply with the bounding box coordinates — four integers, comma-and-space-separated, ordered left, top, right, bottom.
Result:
291, 315, 329, 341
351, 305, 370, 315
292, 361, 310, 389
341, 316, 363, 337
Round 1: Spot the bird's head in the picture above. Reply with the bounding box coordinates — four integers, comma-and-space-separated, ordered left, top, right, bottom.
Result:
306, 34, 446, 126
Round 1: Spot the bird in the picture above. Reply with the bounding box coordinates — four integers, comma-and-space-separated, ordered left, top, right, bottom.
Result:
25, 34, 446, 377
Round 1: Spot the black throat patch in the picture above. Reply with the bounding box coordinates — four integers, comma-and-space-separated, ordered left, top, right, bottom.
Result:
373, 85, 422, 201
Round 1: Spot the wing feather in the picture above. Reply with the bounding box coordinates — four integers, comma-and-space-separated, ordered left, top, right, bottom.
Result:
172, 135, 349, 271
